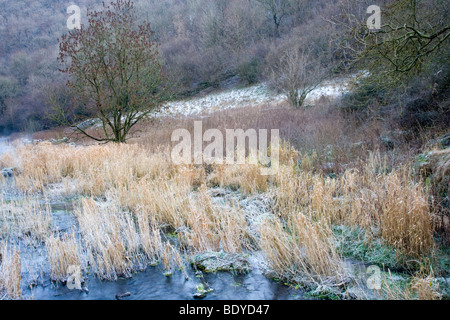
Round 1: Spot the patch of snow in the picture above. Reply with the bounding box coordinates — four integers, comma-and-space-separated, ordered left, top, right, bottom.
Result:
153, 76, 352, 118
158, 84, 284, 117
77, 75, 355, 130
307, 78, 351, 102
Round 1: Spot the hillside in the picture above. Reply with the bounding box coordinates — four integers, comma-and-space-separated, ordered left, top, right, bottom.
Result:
0, 0, 449, 303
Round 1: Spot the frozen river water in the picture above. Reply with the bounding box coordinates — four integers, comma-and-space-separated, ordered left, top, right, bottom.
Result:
0, 137, 9, 156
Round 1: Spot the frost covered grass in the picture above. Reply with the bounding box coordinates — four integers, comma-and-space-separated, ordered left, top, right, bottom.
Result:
46, 232, 82, 282
0, 138, 442, 299
0, 196, 52, 242
0, 78, 445, 299
0, 243, 22, 299
154, 77, 350, 117
76, 77, 350, 123
160, 84, 283, 117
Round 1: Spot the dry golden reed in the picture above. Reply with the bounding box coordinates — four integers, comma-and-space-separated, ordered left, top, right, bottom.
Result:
0, 243, 22, 299
2, 140, 437, 288
258, 212, 343, 282
45, 232, 82, 281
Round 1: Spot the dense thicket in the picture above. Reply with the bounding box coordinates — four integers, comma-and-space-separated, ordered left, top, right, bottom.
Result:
0, 0, 334, 133
0, 0, 448, 134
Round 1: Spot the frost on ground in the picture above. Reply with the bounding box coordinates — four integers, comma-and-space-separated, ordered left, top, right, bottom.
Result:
155, 77, 352, 118
0, 137, 10, 155
75, 76, 353, 130
306, 78, 351, 103
159, 84, 283, 117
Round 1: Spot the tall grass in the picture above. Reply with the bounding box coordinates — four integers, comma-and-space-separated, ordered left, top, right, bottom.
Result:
75, 197, 144, 280
258, 212, 343, 283
46, 232, 82, 282
381, 269, 442, 300
2, 135, 437, 294
0, 243, 21, 299
0, 197, 52, 242
273, 151, 435, 258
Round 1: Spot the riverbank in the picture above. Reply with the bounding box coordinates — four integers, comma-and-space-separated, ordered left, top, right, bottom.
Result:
1, 140, 448, 300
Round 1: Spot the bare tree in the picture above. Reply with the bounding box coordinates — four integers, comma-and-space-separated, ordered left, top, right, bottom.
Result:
58, 0, 166, 143
266, 41, 327, 108
253, 0, 290, 37
333, 0, 450, 78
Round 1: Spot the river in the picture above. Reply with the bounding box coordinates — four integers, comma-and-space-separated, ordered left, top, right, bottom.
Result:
0, 182, 303, 300
24, 204, 301, 300
0, 137, 304, 300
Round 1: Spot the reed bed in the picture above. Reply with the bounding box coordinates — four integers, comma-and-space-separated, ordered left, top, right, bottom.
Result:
0, 243, 22, 299
46, 232, 82, 282
0, 197, 52, 242
258, 213, 343, 282
273, 151, 435, 258
75, 197, 146, 280
0, 140, 439, 299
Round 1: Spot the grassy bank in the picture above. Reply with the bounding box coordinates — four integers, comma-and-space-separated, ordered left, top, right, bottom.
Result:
0, 135, 447, 299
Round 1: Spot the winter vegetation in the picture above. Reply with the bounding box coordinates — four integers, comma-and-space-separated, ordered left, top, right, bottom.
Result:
0, 0, 449, 301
